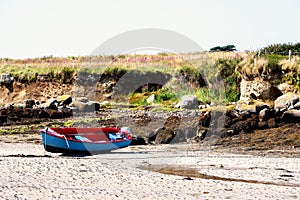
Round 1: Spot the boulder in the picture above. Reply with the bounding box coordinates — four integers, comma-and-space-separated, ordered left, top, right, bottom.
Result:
46, 98, 58, 110
82, 101, 100, 112
47, 110, 64, 119
290, 101, 300, 110
255, 103, 270, 113
239, 79, 282, 101
130, 135, 146, 145
171, 128, 198, 143
197, 112, 211, 127
146, 94, 155, 104
154, 128, 175, 144
24, 99, 36, 108
175, 95, 199, 109
37, 109, 50, 118
277, 83, 295, 94
235, 101, 269, 114
281, 109, 300, 123
275, 93, 299, 110
230, 120, 257, 135
259, 108, 275, 121
57, 95, 72, 106
194, 128, 208, 141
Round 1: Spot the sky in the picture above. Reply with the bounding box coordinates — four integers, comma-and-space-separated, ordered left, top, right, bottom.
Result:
0, 0, 299, 58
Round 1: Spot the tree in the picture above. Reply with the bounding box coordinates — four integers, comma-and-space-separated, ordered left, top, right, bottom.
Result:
209, 45, 236, 52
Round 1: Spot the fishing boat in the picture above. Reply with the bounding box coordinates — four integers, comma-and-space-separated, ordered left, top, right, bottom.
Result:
40, 127, 132, 154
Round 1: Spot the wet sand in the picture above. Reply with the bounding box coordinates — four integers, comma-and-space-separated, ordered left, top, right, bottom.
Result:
0, 142, 299, 199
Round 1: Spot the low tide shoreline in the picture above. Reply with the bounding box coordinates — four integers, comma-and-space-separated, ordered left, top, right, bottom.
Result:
0, 142, 299, 199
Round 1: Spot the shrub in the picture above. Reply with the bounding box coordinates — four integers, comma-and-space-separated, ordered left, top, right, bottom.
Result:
103, 67, 127, 78
60, 67, 76, 83
155, 87, 177, 103
260, 43, 300, 55
179, 65, 206, 87
215, 58, 241, 102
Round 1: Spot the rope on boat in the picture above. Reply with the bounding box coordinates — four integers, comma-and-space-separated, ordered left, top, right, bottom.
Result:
45, 128, 48, 148
62, 135, 70, 149
45, 127, 69, 149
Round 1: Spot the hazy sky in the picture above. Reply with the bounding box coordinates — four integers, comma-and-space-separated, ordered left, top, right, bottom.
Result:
0, 0, 299, 58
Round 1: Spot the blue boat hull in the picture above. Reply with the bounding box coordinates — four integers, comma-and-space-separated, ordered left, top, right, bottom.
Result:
41, 131, 132, 154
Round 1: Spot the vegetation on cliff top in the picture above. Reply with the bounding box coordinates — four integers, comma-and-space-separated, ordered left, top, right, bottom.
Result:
0, 45, 299, 106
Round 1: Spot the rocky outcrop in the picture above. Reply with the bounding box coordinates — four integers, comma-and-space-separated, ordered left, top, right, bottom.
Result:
239, 79, 282, 101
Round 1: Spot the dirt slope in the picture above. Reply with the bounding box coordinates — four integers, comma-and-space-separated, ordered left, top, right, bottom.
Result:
0, 81, 73, 104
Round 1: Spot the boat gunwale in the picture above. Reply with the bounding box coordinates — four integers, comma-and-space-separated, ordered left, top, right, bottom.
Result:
40, 128, 132, 144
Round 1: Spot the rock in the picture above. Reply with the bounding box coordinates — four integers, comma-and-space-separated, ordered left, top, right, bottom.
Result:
239, 79, 282, 101
267, 118, 278, 128
73, 100, 100, 112
235, 103, 256, 113
293, 102, 300, 110
236, 101, 270, 114
57, 95, 72, 106
102, 81, 116, 93
46, 98, 58, 110
195, 128, 208, 141
145, 127, 163, 144
24, 99, 35, 108
146, 94, 155, 104
172, 128, 197, 143
104, 93, 113, 99
83, 101, 100, 112
255, 103, 270, 113
258, 121, 268, 129
230, 120, 257, 135
277, 83, 295, 94
154, 128, 175, 144
74, 97, 89, 103
37, 109, 49, 118
196, 112, 211, 127
15, 103, 25, 109
238, 111, 251, 120
0, 115, 7, 123
220, 129, 235, 138
47, 110, 64, 119
164, 115, 181, 130
130, 135, 146, 145
259, 108, 275, 121
275, 93, 299, 110
175, 95, 199, 109
281, 109, 300, 123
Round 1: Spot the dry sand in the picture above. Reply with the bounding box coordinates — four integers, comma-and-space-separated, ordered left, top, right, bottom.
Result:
0, 142, 299, 200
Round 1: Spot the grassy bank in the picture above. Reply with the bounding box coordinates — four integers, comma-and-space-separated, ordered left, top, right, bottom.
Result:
1, 52, 299, 106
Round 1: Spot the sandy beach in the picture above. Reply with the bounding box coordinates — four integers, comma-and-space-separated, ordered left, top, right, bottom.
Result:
0, 142, 299, 200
